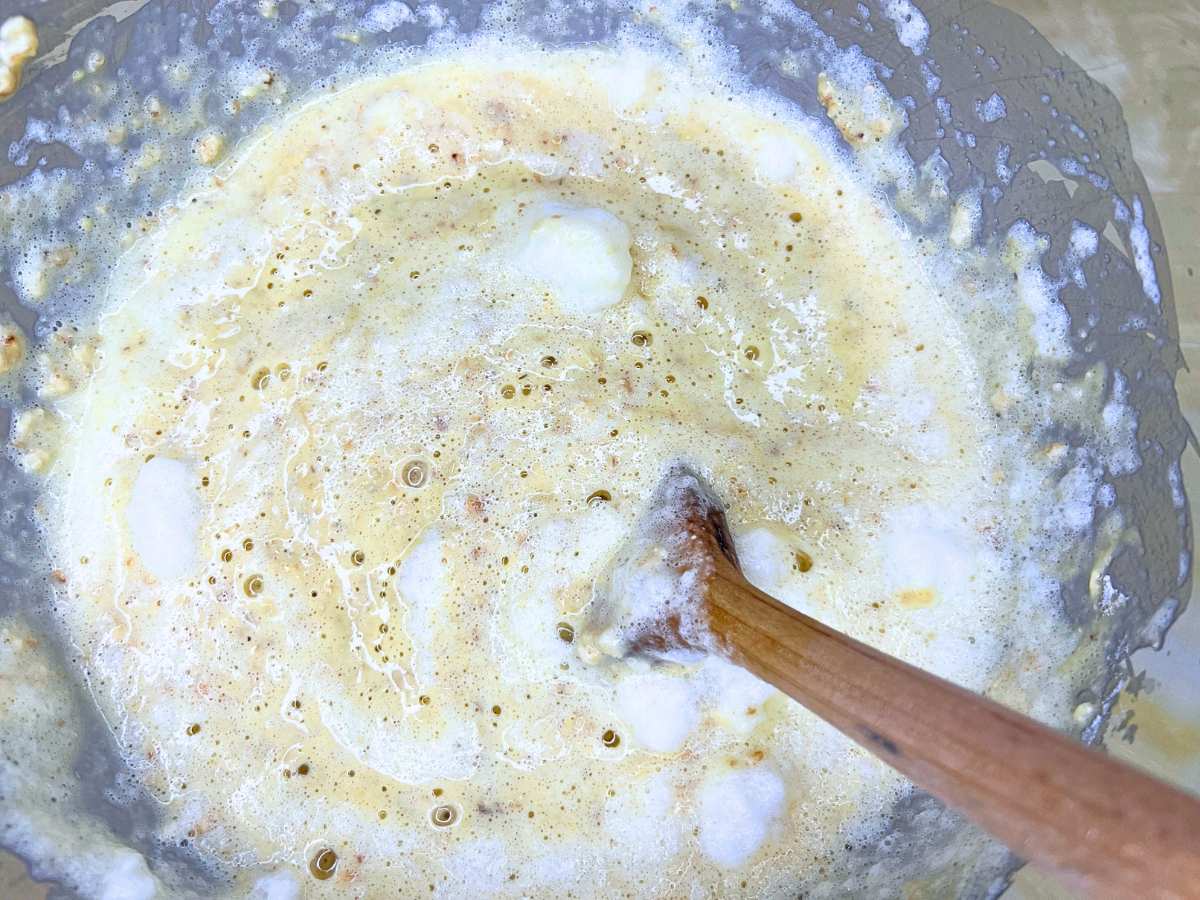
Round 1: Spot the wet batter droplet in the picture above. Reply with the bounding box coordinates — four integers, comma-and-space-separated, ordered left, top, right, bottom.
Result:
601, 729, 621, 748
500, 384, 516, 399
309, 848, 338, 880
744, 345, 760, 361
556, 622, 575, 643
631, 330, 652, 347
251, 367, 271, 390
351, 549, 365, 566
794, 550, 814, 573
244, 574, 264, 596
586, 489, 611, 507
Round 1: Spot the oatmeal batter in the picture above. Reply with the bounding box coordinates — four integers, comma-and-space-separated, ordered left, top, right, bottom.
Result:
7, 37, 1112, 899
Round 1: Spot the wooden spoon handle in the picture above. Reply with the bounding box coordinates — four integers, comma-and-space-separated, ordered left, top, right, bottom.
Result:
705, 555, 1200, 898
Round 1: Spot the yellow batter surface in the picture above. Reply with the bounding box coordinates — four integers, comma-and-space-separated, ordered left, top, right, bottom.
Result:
25, 45, 1083, 897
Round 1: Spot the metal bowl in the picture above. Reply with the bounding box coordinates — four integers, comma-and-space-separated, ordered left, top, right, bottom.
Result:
0, 1, 1189, 896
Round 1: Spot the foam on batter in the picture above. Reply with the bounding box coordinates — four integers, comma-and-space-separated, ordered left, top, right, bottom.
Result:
882, 1, 930, 55
250, 872, 301, 900
697, 768, 786, 867
517, 205, 633, 315
0, 14, 1112, 898
126, 457, 200, 582
97, 852, 157, 900
616, 673, 700, 752
737, 525, 812, 612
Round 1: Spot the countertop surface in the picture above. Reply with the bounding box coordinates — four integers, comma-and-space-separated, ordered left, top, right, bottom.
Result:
2, 1, 1197, 897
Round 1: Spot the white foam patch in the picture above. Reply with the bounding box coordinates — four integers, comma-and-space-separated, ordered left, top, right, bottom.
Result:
697, 768, 785, 867
97, 851, 158, 900
1098, 574, 1129, 615
863, 353, 957, 462
736, 525, 809, 612
250, 872, 300, 900
516, 205, 632, 314
1052, 456, 1101, 533
882, 0, 929, 54
540, 508, 629, 587
395, 528, 449, 684
1101, 370, 1140, 475
919, 61, 940, 95
878, 505, 981, 608
495, 507, 629, 679
948, 191, 980, 248
1008, 221, 1071, 360
995, 144, 1013, 183
117, 216, 275, 311
126, 457, 200, 581
316, 667, 482, 783
362, 0, 415, 32
1169, 459, 1185, 508
1070, 223, 1098, 259
976, 93, 1007, 123
1063, 222, 1099, 287
615, 672, 699, 752
699, 656, 775, 734
596, 53, 653, 114
1127, 196, 1161, 305
750, 132, 811, 183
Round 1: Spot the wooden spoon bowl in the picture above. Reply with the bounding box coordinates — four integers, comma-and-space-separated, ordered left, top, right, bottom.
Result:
593, 466, 1200, 899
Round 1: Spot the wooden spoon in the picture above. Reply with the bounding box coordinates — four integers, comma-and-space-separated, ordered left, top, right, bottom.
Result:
594, 467, 1200, 899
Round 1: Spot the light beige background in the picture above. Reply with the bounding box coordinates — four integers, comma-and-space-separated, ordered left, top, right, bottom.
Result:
2, 1, 1197, 896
